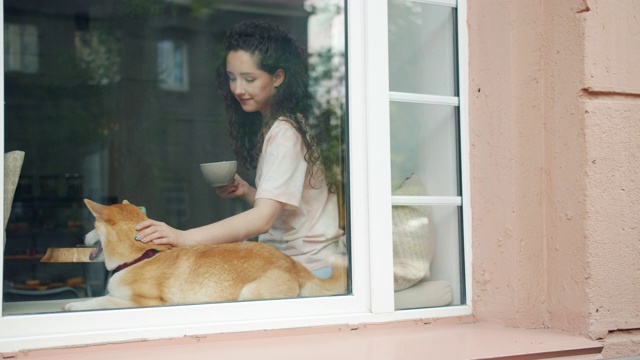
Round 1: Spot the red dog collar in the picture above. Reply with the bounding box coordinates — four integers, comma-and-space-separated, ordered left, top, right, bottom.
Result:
113, 249, 159, 274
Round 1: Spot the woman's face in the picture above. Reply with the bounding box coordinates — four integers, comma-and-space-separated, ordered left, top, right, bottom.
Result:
226, 50, 284, 115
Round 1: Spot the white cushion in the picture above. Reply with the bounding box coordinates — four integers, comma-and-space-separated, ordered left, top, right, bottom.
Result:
392, 174, 436, 290
394, 280, 453, 310
4, 151, 25, 249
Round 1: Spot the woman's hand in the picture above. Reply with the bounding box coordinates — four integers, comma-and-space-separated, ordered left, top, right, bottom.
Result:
215, 174, 256, 205
134, 219, 187, 247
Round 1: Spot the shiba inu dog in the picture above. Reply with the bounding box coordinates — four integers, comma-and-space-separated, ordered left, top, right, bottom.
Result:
64, 200, 347, 311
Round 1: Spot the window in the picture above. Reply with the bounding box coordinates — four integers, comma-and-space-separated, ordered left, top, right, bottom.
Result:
388, 0, 467, 309
0, 0, 469, 352
157, 40, 189, 91
4, 23, 39, 74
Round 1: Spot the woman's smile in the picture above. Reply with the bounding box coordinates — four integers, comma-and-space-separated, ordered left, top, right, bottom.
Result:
226, 50, 283, 115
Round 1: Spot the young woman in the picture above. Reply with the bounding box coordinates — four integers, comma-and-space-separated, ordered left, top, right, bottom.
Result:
134, 21, 345, 278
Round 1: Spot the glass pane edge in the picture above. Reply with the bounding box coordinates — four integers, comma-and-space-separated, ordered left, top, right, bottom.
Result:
390, 92, 459, 106
392, 195, 461, 206
407, 0, 458, 8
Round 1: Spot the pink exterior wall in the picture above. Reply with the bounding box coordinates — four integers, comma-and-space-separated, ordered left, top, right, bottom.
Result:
469, 0, 548, 329
582, 1, 640, 355
469, 0, 640, 357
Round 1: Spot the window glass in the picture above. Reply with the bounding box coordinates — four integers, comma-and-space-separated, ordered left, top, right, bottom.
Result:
390, 102, 459, 197
3, 0, 348, 315
388, 0, 464, 310
388, 0, 456, 96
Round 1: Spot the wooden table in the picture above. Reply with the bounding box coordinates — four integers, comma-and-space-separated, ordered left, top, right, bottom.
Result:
40, 247, 96, 263
39, 247, 103, 297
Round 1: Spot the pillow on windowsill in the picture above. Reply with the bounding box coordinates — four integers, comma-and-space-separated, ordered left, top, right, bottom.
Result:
4, 151, 25, 249
392, 174, 436, 291
394, 280, 452, 309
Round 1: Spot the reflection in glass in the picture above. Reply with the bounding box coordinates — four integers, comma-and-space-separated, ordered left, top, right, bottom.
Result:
3, 0, 348, 315
388, 0, 456, 96
4, 23, 39, 73
388, 1, 463, 310
390, 102, 459, 197
75, 30, 122, 85
157, 40, 188, 91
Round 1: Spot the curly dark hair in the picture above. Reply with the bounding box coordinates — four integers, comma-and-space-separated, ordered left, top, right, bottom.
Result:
216, 20, 328, 189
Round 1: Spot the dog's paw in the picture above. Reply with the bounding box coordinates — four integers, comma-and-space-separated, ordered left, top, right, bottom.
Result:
63, 301, 85, 311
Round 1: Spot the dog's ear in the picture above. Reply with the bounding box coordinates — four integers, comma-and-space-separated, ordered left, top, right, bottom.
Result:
84, 199, 117, 224
122, 200, 130, 205
84, 199, 107, 219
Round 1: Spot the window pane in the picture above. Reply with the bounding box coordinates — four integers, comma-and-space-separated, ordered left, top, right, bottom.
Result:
21, 25, 39, 73
4, 0, 349, 315
388, 1, 464, 311
390, 102, 460, 197
3, 24, 40, 74
388, 0, 456, 96
393, 205, 463, 310
157, 40, 188, 90
173, 44, 184, 85
5, 24, 22, 72
157, 40, 171, 87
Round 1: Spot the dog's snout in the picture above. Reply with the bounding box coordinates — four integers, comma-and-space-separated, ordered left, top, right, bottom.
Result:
84, 229, 100, 246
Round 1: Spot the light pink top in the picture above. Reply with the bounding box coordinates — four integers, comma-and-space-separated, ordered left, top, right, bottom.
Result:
255, 119, 343, 270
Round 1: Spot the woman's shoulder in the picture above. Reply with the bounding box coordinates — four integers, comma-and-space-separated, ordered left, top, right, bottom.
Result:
275, 114, 303, 124
270, 116, 301, 134
262, 117, 301, 143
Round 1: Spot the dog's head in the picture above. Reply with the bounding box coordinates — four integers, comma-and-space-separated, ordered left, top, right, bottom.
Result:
84, 199, 166, 271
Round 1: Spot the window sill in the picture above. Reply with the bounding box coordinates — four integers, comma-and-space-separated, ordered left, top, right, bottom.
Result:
3, 278, 455, 316
2, 319, 603, 359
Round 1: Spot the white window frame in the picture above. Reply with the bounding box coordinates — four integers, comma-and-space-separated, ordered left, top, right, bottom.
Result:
0, 0, 471, 352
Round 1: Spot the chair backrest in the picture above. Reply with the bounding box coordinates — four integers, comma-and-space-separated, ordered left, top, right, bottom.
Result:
4, 151, 25, 249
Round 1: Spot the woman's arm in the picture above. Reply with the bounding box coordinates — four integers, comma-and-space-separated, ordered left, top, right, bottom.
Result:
134, 198, 283, 246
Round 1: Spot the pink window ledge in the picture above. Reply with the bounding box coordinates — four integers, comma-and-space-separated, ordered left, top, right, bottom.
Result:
3, 318, 603, 359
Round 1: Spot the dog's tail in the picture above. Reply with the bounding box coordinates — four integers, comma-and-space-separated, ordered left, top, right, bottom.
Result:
300, 255, 348, 297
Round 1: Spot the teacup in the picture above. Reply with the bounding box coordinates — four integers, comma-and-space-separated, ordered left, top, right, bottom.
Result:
200, 161, 237, 187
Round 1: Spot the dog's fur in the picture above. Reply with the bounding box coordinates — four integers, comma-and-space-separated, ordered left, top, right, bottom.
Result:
64, 199, 347, 311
